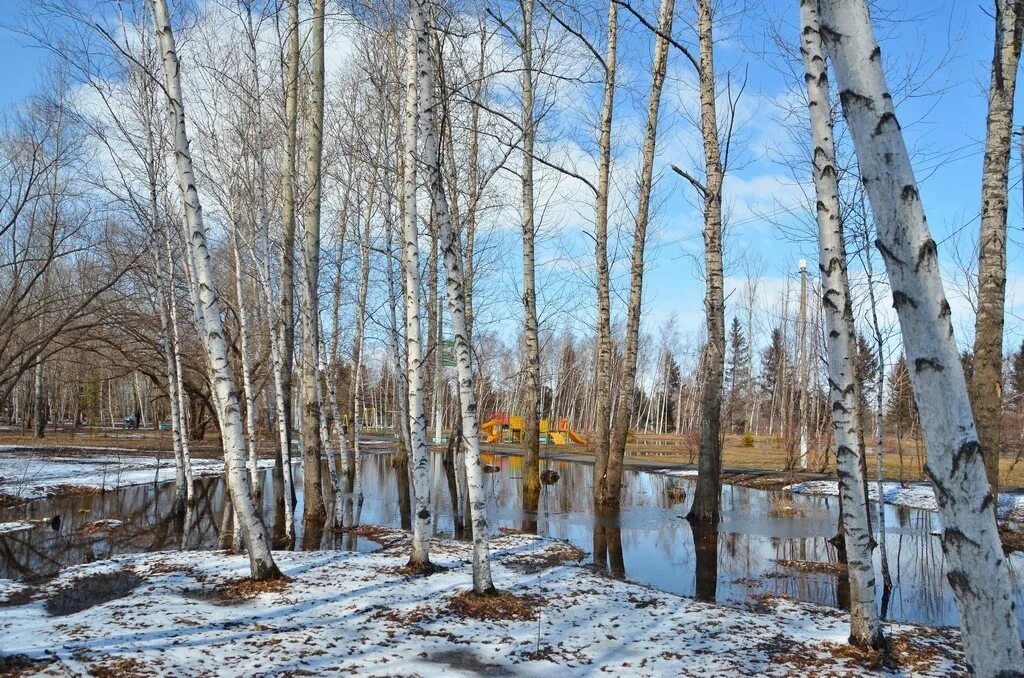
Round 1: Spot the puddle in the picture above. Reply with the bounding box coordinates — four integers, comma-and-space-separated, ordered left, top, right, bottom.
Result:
1, 448, 1023, 633
45, 570, 144, 616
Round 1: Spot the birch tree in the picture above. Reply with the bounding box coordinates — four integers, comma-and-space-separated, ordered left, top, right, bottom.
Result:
299, 0, 327, 524
686, 0, 726, 524
404, 0, 434, 570
147, 0, 280, 580
420, 9, 495, 592
972, 0, 1024, 497
818, 0, 1023, 670
278, 0, 300, 513
799, 0, 882, 649
520, 0, 543, 504
590, 0, 620, 510
601, 0, 675, 511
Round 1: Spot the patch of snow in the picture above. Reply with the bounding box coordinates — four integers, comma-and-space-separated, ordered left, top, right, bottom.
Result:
0, 521, 34, 535
657, 469, 698, 477
785, 480, 1024, 519
0, 530, 964, 675
0, 454, 275, 502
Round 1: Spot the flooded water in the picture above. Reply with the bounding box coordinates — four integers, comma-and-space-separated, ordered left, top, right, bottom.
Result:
1, 449, 1020, 632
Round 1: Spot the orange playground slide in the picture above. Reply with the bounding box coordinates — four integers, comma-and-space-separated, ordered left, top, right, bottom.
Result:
567, 428, 588, 445
481, 416, 503, 443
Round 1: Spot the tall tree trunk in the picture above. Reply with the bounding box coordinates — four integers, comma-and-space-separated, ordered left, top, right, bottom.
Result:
520, 0, 542, 506
592, 0, 619, 509
603, 0, 674, 511
404, 0, 433, 570
420, 13, 495, 592
165, 226, 194, 505
232, 228, 260, 493
352, 186, 374, 507
299, 0, 327, 525
688, 0, 726, 524
147, 0, 280, 580
797, 260, 809, 469
153, 236, 187, 511
972, 0, 1024, 498
799, 0, 883, 649
819, 0, 1023, 670
278, 0, 300, 510
33, 358, 44, 438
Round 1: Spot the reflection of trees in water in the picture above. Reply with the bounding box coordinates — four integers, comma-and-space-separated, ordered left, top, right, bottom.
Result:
691, 520, 718, 602
885, 511, 951, 626
593, 511, 625, 580
2, 451, 1013, 631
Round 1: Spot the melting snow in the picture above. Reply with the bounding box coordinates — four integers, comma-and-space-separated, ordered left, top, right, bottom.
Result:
0, 453, 274, 502
784, 480, 1024, 518
0, 530, 963, 675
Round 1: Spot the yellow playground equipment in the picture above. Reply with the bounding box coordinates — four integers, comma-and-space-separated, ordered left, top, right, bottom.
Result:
480, 413, 587, 445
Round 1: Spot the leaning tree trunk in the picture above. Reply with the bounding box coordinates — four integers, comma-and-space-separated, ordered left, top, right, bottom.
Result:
420, 10, 495, 592
819, 0, 1023, 670
688, 0, 726, 524
403, 0, 433, 570
147, 0, 280, 580
606, 0, 674, 511
799, 0, 883, 649
972, 0, 1024, 498
298, 0, 327, 525
591, 0, 618, 510
520, 0, 542, 506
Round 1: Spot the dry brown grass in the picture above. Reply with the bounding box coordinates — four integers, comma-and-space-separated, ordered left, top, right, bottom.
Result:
1000, 526, 1024, 554
773, 629, 962, 675
619, 433, 1024, 489
501, 542, 587, 573
214, 576, 289, 602
446, 589, 542, 621
774, 559, 847, 574
0, 655, 54, 676
87, 656, 155, 677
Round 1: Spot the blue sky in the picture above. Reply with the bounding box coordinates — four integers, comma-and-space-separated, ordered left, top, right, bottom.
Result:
0, 0, 1017, 362
0, 0, 46, 110
631, 0, 1016, 356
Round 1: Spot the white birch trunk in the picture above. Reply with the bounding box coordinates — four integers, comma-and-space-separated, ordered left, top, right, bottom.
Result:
799, 0, 882, 648
233, 228, 260, 492
404, 0, 433, 568
153, 240, 186, 510
797, 260, 809, 470
819, 0, 1023, 670
298, 0, 327, 525
351, 189, 372, 507
419, 5, 494, 592
165, 226, 194, 504
147, 0, 279, 580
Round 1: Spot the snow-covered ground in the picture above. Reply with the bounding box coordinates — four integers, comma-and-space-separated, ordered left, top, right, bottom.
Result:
785, 479, 1024, 518
0, 530, 963, 675
0, 453, 274, 502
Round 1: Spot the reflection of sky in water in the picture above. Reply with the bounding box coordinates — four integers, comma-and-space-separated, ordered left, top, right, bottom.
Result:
1, 450, 1019, 633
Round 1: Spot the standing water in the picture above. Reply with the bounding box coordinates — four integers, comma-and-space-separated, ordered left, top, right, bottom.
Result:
1, 449, 1020, 632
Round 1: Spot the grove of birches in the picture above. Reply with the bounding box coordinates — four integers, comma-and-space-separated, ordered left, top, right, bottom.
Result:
3, 0, 1024, 674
